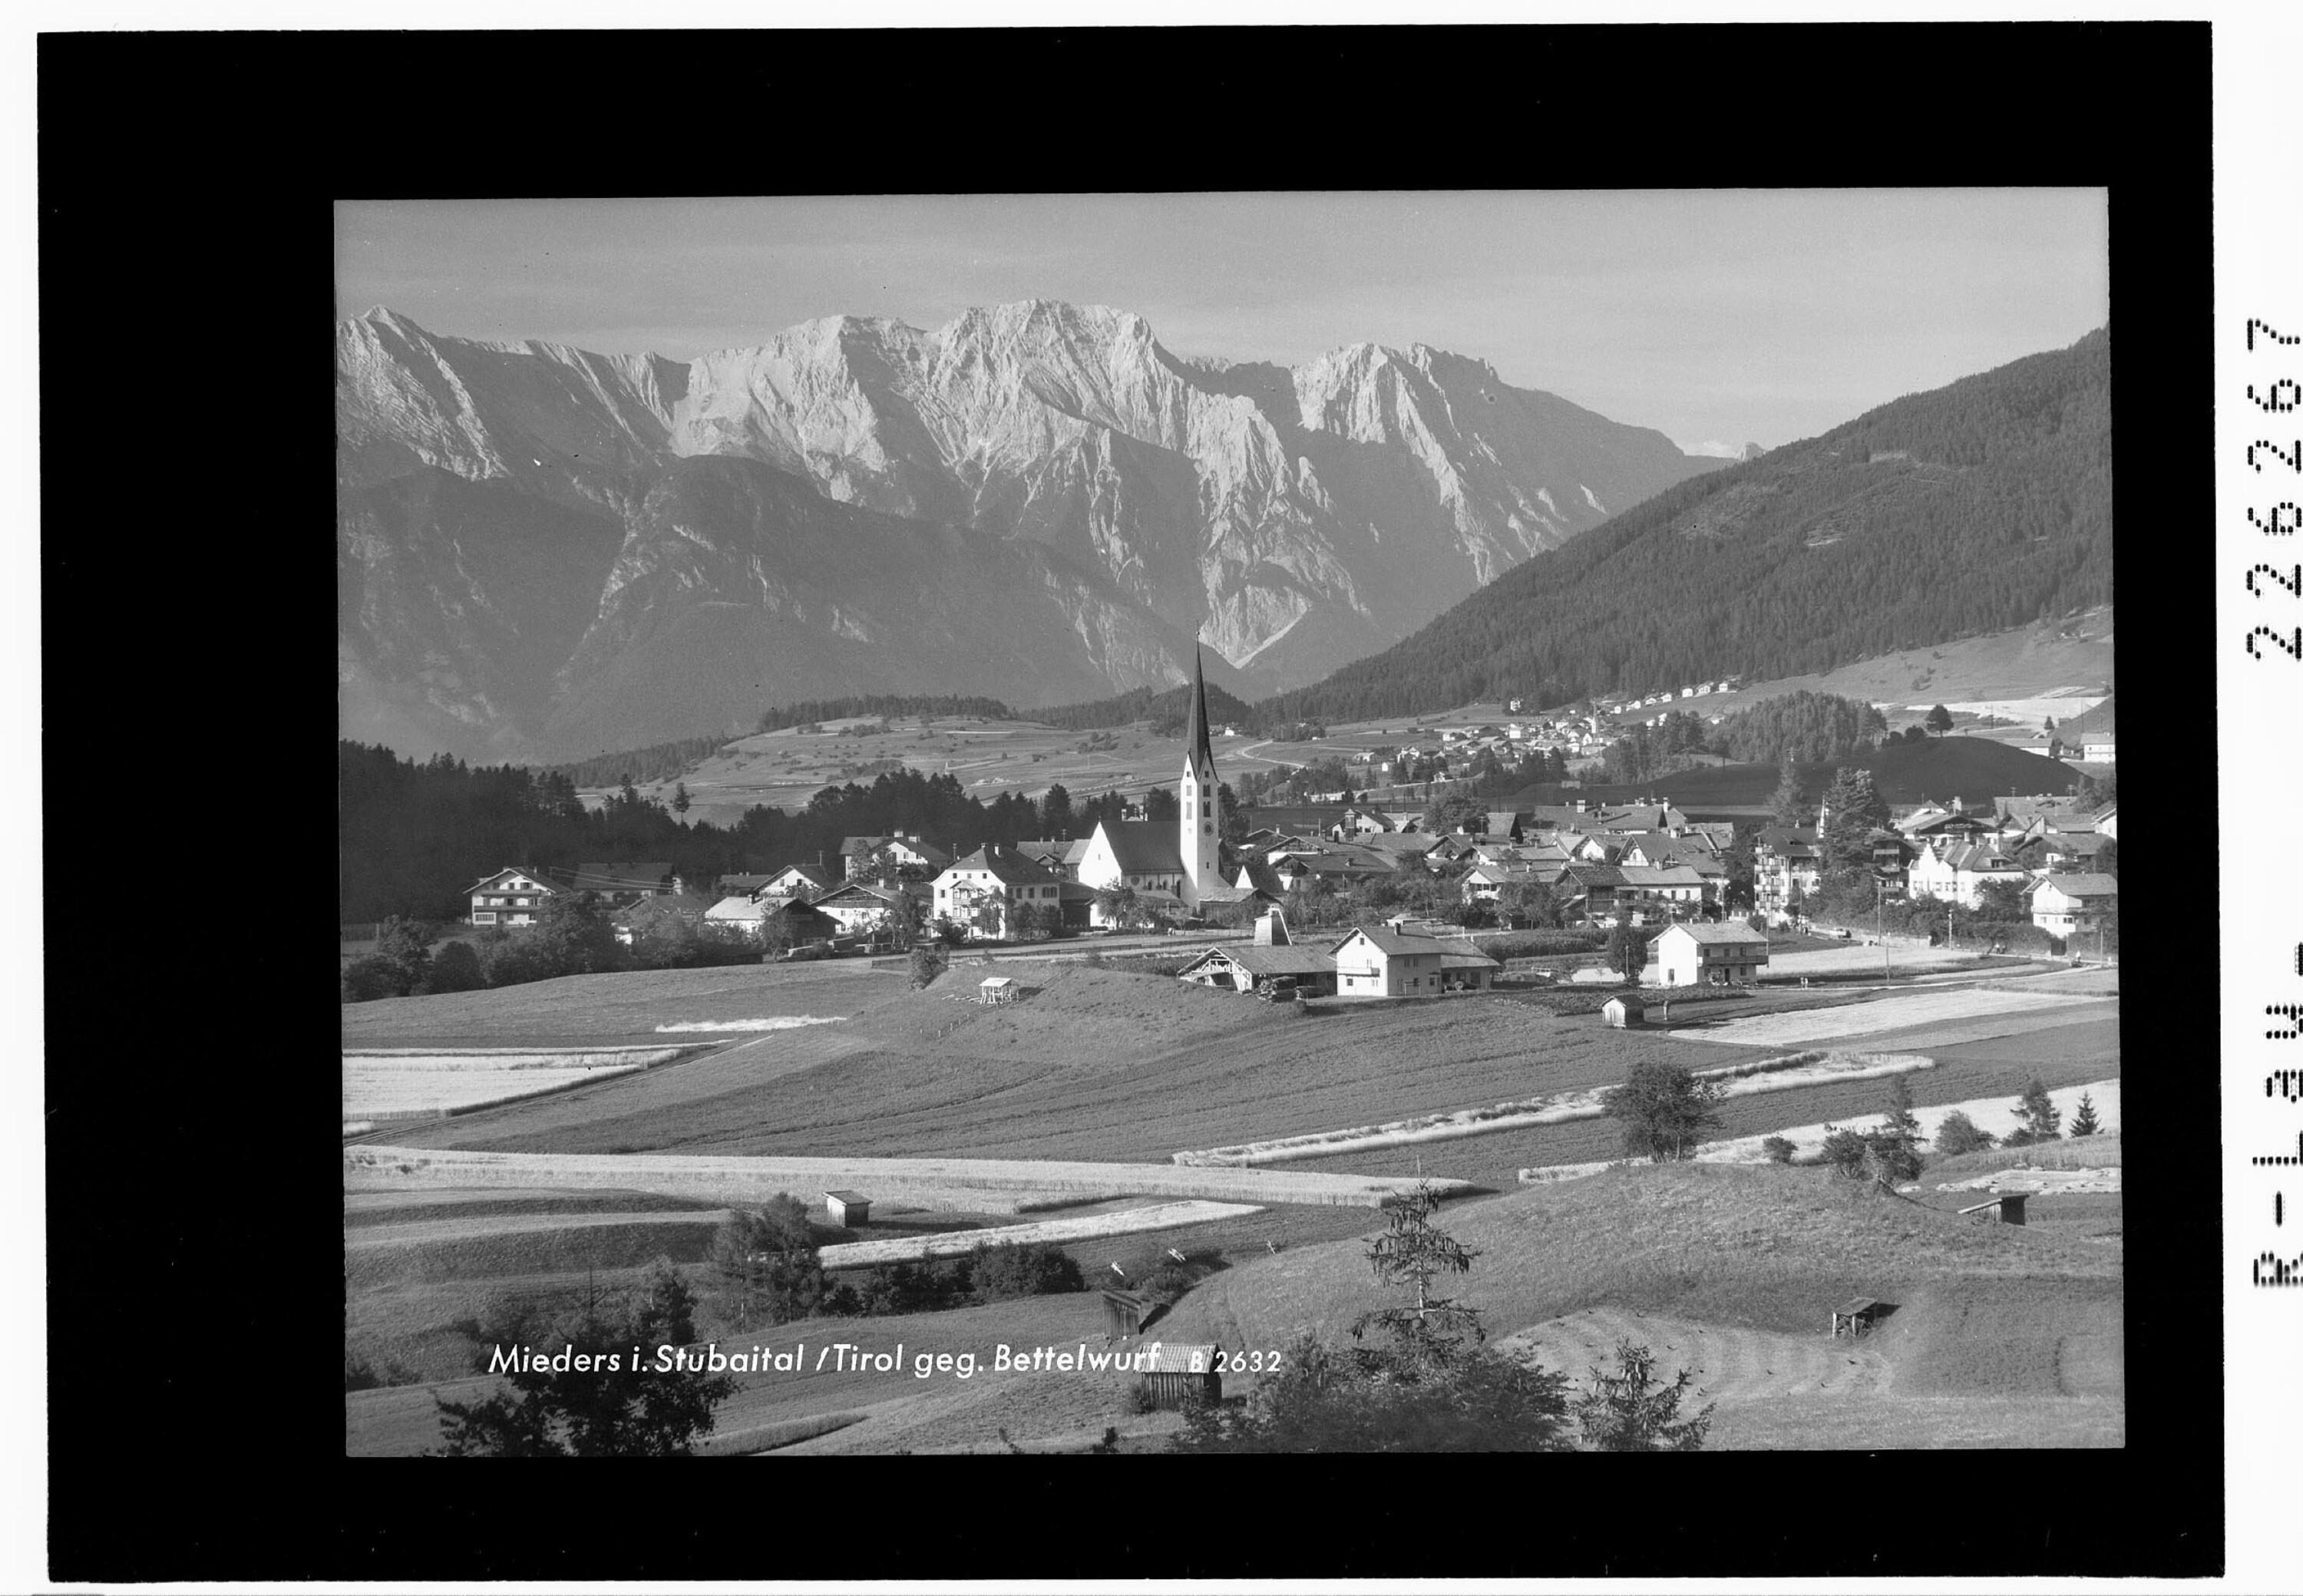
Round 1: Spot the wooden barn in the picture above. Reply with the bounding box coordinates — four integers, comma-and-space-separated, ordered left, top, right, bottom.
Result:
1958, 1191, 2028, 1225
1602, 995, 1646, 1028
1133, 1343, 1223, 1410
824, 1189, 871, 1228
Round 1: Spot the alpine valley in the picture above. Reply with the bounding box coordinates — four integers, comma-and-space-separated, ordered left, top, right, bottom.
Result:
337, 300, 1722, 761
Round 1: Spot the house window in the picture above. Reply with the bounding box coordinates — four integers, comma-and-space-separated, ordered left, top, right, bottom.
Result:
474, 911, 497, 924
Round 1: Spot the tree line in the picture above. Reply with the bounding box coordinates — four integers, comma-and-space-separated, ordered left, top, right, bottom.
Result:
340, 740, 1214, 925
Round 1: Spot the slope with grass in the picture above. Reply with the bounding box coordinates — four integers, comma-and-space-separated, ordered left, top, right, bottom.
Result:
1156, 1159, 2120, 1449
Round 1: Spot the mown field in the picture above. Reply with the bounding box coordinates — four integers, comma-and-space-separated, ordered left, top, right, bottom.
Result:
356, 959, 2113, 1190
375, 966, 1756, 1165
1275, 1015, 2117, 1189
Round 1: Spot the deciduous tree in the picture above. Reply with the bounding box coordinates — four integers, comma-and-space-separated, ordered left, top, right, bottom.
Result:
1601, 1061, 1723, 1162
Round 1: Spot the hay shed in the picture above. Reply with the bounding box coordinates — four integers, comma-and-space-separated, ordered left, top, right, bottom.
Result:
824, 1190, 871, 1228
1830, 1297, 1883, 1337
1957, 1191, 2028, 1226
1133, 1343, 1223, 1410
1602, 994, 1646, 1028
978, 975, 1019, 1005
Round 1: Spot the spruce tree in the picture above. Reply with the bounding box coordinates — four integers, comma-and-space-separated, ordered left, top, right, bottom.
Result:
1350, 1184, 1484, 1379
2070, 1091, 2101, 1138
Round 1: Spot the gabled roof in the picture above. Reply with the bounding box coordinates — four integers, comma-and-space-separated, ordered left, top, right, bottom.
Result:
1236, 859, 1287, 895
1089, 821, 1187, 876
1339, 925, 1448, 957
464, 866, 556, 895
1618, 865, 1708, 887
703, 895, 765, 921
808, 880, 912, 909
2034, 871, 2119, 898
942, 847, 1062, 886
613, 892, 712, 924
1660, 921, 1771, 945
1178, 945, 1337, 978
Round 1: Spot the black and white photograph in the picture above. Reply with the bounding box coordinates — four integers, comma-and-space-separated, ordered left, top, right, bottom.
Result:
335, 187, 2127, 1459
29, 10, 2294, 1590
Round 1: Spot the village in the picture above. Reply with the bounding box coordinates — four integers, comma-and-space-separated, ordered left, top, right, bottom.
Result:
455, 655, 2117, 1002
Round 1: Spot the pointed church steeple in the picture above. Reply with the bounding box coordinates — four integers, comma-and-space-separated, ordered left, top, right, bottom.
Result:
1179, 646, 1221, 910
1184, 646, 1215, 775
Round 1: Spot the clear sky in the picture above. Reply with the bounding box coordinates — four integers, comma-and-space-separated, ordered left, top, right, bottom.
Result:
335, 190, 2108, 458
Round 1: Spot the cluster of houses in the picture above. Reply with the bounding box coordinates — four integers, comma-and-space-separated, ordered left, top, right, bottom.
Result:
1753, 792, 2118, 939
461, 650, 2113, 980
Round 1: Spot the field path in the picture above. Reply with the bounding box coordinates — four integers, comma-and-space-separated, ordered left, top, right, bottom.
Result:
1495, 1307, 1893, 1406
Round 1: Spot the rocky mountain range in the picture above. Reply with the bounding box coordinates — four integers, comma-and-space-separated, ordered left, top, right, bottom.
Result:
338, 299, 1720, 760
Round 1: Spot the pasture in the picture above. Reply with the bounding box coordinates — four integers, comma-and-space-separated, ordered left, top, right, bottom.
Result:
1154, 1160, 2121, 1450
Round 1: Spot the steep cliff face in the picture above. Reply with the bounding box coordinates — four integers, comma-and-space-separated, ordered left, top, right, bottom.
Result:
337, 300, 1717, 758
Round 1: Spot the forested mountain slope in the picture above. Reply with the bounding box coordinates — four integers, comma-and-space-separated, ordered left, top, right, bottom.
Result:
1261, 329, 2112, 724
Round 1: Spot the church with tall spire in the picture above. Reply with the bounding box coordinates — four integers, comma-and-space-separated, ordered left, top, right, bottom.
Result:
1178, 645, 1221, 908
1072, 645, 1226, 920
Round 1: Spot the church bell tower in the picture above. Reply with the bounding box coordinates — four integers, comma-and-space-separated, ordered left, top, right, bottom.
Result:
1179, 647, 1221, 907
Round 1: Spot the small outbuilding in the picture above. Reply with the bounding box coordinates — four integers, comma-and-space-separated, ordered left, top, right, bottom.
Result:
824, 1190, 871, 1228
1830, 1297, 1883, 1338
1602, 995, 1646, 1028
1132, 1343, 1224, 1410
978, 976, 1019, 1005
1958, 1191, 2028, 1226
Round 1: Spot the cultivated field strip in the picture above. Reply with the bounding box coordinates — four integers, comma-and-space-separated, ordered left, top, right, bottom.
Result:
1674, 987, 2104, 1048
342, 1046, 714, 1122
1518, 1078, 2122, 1183
1175, 1050, 1932, 1167
817, 1201, 1262, 1268
343, 1145, 1471, 1210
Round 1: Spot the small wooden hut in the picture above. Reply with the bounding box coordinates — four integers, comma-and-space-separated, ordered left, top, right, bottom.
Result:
1958, 1191, 2028, 1226
1830, 1297, 1882, 1338
824, 1189, 871, 1228
978, 975, 1019, 1005
1133, 1343, 1223, 1410
1602, 994, 1646, 1028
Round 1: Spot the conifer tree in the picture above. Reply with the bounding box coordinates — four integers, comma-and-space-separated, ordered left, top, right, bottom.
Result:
1350, 1184, 1484, 1379
2070, 1091, 2101, 1138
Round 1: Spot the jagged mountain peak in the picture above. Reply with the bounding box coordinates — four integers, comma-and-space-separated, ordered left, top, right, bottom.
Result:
342, 299, 1723, 760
